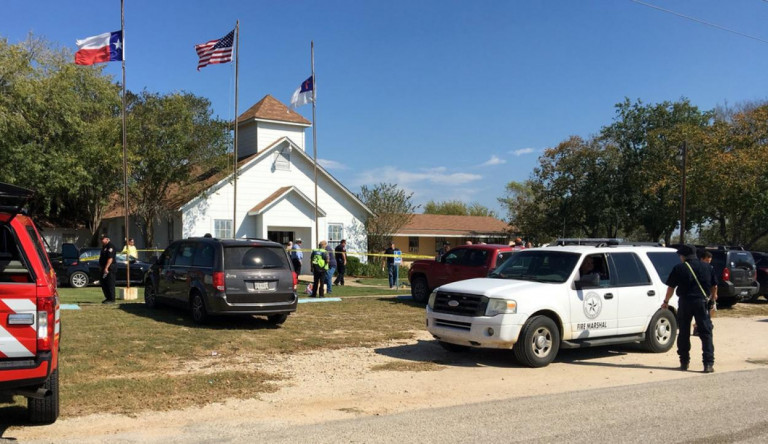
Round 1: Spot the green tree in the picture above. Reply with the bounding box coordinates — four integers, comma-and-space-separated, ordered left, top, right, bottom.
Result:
357, 183, 418, 261
125, 90, 229, 247
600, 98, 713, 243
423, 200, 497, 218
696, 103, 768, 247
0, 35, 121, 237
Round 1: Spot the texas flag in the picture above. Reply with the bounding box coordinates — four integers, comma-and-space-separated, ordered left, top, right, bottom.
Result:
75, 31, 123, 65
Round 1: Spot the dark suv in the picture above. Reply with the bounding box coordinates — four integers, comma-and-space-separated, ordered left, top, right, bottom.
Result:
708, 248, 760, 308
749, 251, 768, 302
144, 237, 298, 324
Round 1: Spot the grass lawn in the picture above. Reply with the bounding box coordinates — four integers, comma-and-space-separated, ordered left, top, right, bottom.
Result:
0, 285, 425, 420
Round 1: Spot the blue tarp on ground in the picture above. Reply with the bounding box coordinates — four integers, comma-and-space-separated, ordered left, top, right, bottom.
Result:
60, 304, 81, 310
298, 297, 342, 304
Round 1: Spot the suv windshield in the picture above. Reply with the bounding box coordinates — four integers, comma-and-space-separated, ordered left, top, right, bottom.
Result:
489, 250, 579, 283
224, 245, 290, 270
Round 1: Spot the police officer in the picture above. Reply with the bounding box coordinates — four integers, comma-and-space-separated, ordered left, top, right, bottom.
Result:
99, 234, 117, 304
310, 241, 329, 298
661, 244, 714, 372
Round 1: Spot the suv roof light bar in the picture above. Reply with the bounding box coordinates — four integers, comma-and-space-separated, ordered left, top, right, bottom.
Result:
553, 238, 664, 248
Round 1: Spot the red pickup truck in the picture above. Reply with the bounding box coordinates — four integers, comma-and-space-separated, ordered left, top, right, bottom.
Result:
408, 244, 515, 302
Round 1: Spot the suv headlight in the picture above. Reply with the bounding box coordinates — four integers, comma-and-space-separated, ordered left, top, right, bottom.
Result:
485, 299, 517, 317
427, 290, 437, 309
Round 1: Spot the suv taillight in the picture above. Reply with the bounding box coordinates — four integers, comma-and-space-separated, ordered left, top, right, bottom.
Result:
721, 267, 730, 282
37, 296, 57, 351
292, 271, 298, 290
212, 271, 225, 291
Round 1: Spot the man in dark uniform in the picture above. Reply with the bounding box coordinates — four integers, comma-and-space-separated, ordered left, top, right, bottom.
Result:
661, 244, 714, 372
99, 234, 117, 304
333, 239, 347, 286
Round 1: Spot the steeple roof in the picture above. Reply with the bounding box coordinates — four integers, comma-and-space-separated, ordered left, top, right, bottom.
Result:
237, 94, 311, 126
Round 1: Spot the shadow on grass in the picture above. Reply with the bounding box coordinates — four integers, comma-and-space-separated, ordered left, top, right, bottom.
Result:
375, 296, 424, 308
117, 302, 285, 331
375, 338, 681, 371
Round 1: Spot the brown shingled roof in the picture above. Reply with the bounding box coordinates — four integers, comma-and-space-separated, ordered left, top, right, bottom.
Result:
249, 186, 291, 214
102, 152, 259, 219
395, 214, 512, 236
237, 94, 311, 126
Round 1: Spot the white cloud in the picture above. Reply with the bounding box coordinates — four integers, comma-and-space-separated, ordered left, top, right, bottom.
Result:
353, 166, 482, 188
510, 147, 536, 156
318, 158, 348, 170
480, 155, 506, 167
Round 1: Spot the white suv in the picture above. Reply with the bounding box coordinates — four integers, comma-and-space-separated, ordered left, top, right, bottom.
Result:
426, 243, 681, 367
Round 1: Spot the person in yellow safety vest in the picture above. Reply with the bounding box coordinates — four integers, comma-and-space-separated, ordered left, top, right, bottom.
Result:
310, 241, 329, 298
121, 238, 138, 260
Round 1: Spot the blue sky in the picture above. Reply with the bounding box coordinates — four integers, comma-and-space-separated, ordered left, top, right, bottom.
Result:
3, 0, 767, 217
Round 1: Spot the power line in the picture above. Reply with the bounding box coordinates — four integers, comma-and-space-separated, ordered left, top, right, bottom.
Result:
630, 0, 768, 45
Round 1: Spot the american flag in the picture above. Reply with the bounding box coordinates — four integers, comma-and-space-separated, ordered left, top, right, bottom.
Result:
195, 30, 234, 70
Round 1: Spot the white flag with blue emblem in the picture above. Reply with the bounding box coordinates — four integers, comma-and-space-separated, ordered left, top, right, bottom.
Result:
291, 75, 314, 108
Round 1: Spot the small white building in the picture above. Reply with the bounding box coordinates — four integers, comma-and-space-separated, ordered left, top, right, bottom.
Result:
102, 95, 372, 273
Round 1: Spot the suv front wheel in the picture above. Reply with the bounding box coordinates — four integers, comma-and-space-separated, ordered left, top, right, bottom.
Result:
514, 316, 560, 368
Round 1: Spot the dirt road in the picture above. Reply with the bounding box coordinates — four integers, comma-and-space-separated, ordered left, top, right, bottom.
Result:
8, 315, 768, 443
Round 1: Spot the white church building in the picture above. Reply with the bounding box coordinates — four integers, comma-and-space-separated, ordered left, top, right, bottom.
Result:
102, 95, 372, 273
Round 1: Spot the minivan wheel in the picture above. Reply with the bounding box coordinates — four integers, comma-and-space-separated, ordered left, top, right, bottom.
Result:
28, 368, 59, 424
190, 293, 208, 324
267, 313, 289, 325
144, 282, 158, 308
69, 271, 89, 288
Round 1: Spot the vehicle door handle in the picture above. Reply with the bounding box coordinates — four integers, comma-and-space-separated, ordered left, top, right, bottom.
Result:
604, 293, 614, 300
647, 290, 655, 296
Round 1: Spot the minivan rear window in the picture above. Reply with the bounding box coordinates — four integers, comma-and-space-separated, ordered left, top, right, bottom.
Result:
224, 246, 290, 269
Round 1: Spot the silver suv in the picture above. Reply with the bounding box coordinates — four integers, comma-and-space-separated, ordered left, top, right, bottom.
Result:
144, 237, 298, 324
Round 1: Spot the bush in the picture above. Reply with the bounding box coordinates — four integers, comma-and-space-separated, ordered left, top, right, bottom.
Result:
346, 256, 409, 279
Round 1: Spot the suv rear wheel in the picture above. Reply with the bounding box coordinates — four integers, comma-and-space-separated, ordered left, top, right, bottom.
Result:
642, 309, 677, 353
28, 368, 59, 424
190, 293, 208, 324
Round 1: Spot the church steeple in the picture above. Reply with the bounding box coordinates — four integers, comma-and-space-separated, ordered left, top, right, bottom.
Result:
236, 95, 311, 158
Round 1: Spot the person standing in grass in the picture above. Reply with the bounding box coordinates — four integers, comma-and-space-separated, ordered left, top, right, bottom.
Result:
325, 242, 337, 294
385, 242, 397, 289
310, 241, 329, 298
334, 239, 348, 286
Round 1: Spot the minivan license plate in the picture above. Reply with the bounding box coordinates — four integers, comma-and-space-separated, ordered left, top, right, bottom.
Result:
254, 282, 269, 291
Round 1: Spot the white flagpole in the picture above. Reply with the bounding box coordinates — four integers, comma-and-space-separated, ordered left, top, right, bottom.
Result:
121, 0, 130, 287
233, 21, 240, 239
311, 41, 319, 245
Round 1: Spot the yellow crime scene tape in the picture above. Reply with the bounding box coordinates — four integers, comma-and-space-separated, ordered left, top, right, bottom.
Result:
80, 248, 435, 262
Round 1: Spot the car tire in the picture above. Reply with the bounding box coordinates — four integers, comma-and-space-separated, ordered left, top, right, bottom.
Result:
411, 276, 430, 303
190, 293, 208, 324
69, 271, 89, 288
642, 309, 677, 353
28, 368, 59, 424
438, 341, 470, 353
144, 282, 158, 308
267, 313, 289, 325
513, 315, 560, 368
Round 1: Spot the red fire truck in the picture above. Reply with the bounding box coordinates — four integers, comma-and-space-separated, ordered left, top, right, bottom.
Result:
0, 182, 60, 424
